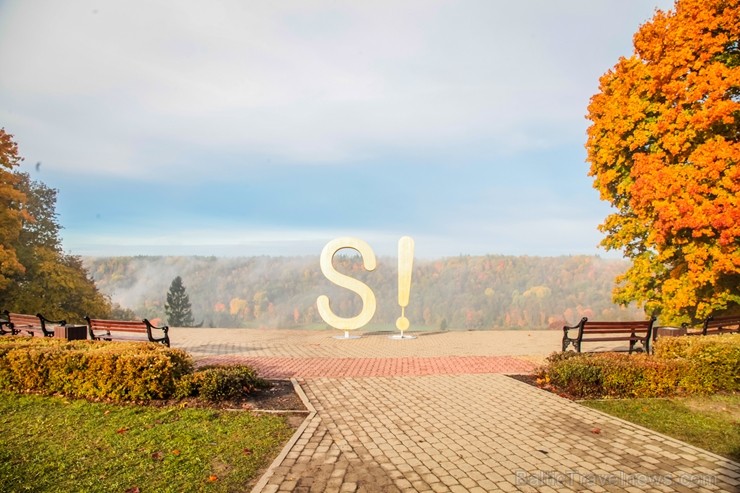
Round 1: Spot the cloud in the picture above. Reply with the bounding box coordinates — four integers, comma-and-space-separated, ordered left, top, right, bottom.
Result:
0, 0, 674, 177
0, 0, 675, 258
62, 226, 406, 258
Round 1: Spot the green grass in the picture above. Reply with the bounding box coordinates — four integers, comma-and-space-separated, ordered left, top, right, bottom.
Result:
581, 393, 740, 462
0, 392, 294, 493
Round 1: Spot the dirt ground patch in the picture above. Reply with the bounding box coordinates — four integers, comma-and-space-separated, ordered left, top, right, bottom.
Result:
245, 379, 308, 411
148, 379, 308, 417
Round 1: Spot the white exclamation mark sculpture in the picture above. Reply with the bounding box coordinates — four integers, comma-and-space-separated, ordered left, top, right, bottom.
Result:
392, 236, 415, 340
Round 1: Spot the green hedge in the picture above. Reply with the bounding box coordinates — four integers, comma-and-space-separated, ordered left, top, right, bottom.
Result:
176, 365, 267, 402
0, 337, 193, 401
537, 334, 740, 399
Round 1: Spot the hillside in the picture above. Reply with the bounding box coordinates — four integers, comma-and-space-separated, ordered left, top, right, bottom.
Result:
83, 254, 644, 330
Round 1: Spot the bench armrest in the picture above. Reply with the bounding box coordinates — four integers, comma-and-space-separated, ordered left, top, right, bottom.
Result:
143, 319, 170, 347
144, 320, 169, 332
0, 319, 16, 335
38, 313, 66, 326
562, 317, 587, 336
562, 317, 587, 352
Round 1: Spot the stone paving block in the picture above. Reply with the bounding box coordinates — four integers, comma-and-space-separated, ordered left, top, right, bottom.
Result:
448, 485, 470, 493
278, 479, 297, 491
495, 480, 518, 491
429, 482, 448, 493
716, 466, 740, 479
439, 475, 459, 487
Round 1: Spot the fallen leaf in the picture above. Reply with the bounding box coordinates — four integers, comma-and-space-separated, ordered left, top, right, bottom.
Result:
243, 448, 253, 456
172, 449, 181, 456
103, 410, 110, 416
208, 475, 219, 482
152, 451, 164, 461
116, 427, 130, 434
591, 427, 602, 434
125, 488, 140, 493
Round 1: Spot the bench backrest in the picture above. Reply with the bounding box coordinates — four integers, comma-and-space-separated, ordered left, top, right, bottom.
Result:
700, 315, 740, 335
85, 317, 170, 347
582, 319, 654, 334
4, 312, 66, 337
6, 312, 43, 329
705, 316, 740, 330
87, 318, 148, 333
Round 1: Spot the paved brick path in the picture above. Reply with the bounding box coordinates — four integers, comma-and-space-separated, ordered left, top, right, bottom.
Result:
260, 375, 740, 493
170, 328, 740, 492
196, 356, 536, 378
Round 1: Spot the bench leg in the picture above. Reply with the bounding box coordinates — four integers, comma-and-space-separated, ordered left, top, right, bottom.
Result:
562, 338, 581, 352
563, 339, 573, 352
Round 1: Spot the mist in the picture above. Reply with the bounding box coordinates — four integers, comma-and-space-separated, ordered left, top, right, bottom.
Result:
84, 254, 643, 330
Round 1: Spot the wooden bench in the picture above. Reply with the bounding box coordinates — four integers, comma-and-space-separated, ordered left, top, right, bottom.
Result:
85, 317, 170, 347
562, 317, 656, 354
3, 311, 66, 337
684, 315, 740, 336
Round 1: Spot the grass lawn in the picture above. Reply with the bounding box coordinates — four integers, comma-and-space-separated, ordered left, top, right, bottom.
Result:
581, 393, 740, 462
0, 392, 295, 493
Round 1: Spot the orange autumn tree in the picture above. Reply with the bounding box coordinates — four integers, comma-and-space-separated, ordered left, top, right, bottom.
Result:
586, 0, 740, 324
0, 128, 27, 291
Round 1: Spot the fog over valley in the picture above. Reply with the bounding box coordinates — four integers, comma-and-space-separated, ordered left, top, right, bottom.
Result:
84, 254, 644, 330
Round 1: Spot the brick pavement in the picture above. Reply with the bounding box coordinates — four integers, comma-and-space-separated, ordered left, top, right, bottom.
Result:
195, 356, 537, 378
259, 375, 739, 493
169, 328, 740, 492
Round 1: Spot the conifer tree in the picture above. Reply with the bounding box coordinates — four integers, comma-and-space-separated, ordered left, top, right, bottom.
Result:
165, 276, 195, 327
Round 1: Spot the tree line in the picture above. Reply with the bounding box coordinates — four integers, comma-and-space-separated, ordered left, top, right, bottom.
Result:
84, 254, 645, 329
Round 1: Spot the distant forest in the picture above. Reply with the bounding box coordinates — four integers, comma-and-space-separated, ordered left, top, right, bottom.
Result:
83, 255, 645, 330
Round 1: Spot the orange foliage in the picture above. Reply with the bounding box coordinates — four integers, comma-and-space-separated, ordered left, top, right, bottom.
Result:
586, 0, 740, 323
0, 128, 27, 291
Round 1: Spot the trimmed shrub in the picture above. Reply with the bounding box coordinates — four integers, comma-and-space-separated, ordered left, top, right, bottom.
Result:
654, 334, 740, 393
0, 337, 270, 403
176, 365, 267, 402
0, 336, 193, 401
538, 334, 740, 399
539, 352, 604, 398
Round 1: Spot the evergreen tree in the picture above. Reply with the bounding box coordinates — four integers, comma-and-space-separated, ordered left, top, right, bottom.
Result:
165, 276, 194, 327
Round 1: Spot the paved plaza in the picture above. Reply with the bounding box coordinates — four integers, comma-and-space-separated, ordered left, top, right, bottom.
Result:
171, 328, 740, 493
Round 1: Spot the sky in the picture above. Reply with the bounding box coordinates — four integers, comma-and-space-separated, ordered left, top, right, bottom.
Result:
0, 0, 676, 259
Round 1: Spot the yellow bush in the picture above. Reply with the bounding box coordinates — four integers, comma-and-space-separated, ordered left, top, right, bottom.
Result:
539, 334, 738, 398
654, 334, 740, 393
0, 336, 193, 401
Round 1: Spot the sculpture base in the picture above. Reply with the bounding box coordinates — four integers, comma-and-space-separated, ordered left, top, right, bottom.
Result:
390, 334, 416, 340
334, 331, 361, 340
